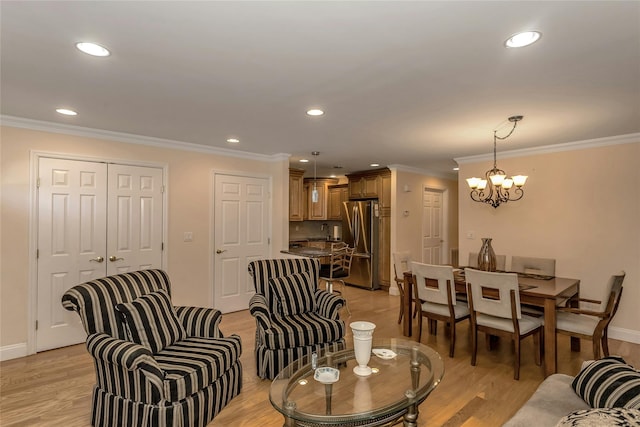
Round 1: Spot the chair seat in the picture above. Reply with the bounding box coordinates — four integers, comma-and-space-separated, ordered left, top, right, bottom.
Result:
556, 311, 598, 336
421, 300, 470, 319
319, 268, 348, 279
264, 312, 345, 350
155, 336, 242, 402
476, 313, 542, 334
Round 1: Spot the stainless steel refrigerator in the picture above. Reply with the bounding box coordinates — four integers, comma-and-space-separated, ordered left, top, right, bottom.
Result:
341, 200, 379, 290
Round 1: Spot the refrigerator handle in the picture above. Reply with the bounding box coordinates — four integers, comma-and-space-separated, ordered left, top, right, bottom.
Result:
352, 204, 360, 249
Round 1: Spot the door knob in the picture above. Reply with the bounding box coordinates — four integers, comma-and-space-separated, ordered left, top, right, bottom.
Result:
216, 249, 226, 254
109, 255, 124, 262
89, 256, 104, 263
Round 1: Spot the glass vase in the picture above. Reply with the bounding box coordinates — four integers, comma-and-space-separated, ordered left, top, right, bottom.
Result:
478, 238, 496, 272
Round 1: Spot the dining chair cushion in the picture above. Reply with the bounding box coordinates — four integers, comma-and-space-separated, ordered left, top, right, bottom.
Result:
115, 289, 188, 354
476, 313, 542, 334
556, 311, 599, 336
572, 357, 640, 409
420, 300, 470, 319
268, 271, 317, 316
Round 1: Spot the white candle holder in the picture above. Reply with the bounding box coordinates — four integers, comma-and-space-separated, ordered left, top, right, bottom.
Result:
350, 321, 376, 376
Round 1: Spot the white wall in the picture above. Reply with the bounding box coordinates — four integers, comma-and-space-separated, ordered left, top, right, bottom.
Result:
458, 139, 640, 342
0, 125, 289, 355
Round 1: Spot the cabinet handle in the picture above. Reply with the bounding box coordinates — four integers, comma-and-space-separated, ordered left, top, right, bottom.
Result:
109, 256, 124, 262
89, 256, 104, 263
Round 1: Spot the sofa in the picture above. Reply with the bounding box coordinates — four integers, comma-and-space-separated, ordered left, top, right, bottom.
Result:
62, 269, 242, 427
504, 357, 640, 427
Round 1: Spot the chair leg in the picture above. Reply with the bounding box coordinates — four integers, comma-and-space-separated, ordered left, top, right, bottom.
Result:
514, 336, 521, 380
592, 338, 601, 360
601, 329, 610, 357
397, 297, 404, 324
449, 322, 456, 358
534, 331, 542, 366
417, 312, 423, 343
336, 280, 351, 317
471, 326, 478, 366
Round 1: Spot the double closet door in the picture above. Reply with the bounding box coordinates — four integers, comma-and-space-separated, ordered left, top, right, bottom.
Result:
36, 157, 164, 351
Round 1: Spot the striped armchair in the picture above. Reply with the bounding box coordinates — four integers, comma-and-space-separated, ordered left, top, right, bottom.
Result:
248, 258, 346, 379
62, 269, 242, 427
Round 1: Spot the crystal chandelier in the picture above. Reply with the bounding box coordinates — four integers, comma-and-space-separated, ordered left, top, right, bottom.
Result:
466, 116, 528, 208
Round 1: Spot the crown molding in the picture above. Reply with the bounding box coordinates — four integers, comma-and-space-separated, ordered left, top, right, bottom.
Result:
1, 115, 289, 163
387, 164, 456, 180
455, 133, 640, 164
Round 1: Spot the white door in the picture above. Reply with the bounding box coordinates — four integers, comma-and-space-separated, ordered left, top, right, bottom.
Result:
213, 174, 270, 313
422, 189, 443, 264
37, 158, 106, 351
37, 158, 164, 351
107, 164, 164, 275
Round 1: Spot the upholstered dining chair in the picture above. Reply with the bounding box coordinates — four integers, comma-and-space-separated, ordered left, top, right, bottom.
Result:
393, 251, 414, 324
468, 252, 507, 271
511, 256, 556, 276
320, 245, 355, 316
465, 269, 543, 380
248, 258, 346, 380
412, 262, 470, 358
556, 271, 626, 359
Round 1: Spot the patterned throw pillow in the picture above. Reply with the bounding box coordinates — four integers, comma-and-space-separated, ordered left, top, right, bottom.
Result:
268, 271, 317, 316
571, 357, 640, 409
556, 408, 640, 426
115, 289, 187, 353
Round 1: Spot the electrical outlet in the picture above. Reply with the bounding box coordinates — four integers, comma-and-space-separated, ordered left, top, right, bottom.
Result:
184, 232, 193, 242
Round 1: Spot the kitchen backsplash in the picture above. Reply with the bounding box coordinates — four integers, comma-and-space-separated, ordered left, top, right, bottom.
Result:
289, 220, 341, 241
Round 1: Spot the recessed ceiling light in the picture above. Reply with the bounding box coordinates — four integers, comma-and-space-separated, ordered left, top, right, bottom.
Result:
75, 42, 111, 57
56, 108, 78, 116
505, 31, 541, 48
370, 163, 380, 167
453, 167, 460, 171
306, 109, 324, 116
226, 138, 240, 144
299, 159, 309, 163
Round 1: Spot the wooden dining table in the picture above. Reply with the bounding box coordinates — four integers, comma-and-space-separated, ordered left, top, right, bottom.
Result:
402, 270, 580, 377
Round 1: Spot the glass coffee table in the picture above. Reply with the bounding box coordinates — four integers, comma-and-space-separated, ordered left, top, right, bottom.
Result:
270, 339, 444, 427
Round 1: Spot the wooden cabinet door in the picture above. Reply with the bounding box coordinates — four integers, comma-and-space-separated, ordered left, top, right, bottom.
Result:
289, 169, 305, 221
362, 174, 380, 198
327, 185, 348, 220
307, 181, 327, 220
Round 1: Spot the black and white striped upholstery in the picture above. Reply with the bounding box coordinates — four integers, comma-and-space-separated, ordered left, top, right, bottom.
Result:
248, 258, 346, 379
62, 269, 242, 427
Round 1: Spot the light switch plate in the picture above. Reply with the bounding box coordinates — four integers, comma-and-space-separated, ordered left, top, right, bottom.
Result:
184, 232, 193, 242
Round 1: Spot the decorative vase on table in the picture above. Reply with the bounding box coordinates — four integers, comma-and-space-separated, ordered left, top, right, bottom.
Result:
350, 321, 376, 377
478, 238, 497, 272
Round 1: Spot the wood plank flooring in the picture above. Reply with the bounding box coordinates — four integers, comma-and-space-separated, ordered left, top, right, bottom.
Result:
1, 286, 638, 426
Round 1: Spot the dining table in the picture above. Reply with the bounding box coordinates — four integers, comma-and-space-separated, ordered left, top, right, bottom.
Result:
402, 269, 580, 377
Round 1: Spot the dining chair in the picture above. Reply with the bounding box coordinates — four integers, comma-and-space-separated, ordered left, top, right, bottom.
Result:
412, 262, 470, 357
465, 269, 543, 380
556, 271, 626, 359
510, 256, 556, 276
468, 252, 507, 271
320, 245, 355, 316
393, 251, 415, 324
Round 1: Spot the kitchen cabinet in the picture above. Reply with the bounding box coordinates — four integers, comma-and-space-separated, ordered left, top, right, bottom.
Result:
347, 168, 390, 200
327, 184, 348, 220
289, 168, 305, 221
304, 178, 338, 220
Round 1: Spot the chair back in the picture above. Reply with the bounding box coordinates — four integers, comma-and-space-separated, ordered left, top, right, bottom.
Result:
603, 272, 626, 320
393, 251, 412, 282
468, 252, 507, 271
465, 269, 521, 319
61, 269, 172, 339
511, 256, 556, 276
248, 258, 320, 297
322, 246, 355, 280
411, 262, 457, 306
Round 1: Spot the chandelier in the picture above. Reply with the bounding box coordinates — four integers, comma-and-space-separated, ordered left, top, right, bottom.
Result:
466, 115, 528, 208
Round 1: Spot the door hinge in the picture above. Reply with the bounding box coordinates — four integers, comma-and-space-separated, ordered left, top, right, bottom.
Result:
36, 249, 39, 259
36, 177, 41, 188
35, 320, 38, 330
161, 242, 164, 251
268, 237, 271, 245
161, 185, 165, 194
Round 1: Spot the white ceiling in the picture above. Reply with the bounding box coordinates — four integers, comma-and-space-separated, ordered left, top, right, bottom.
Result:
2, 1, 639, 178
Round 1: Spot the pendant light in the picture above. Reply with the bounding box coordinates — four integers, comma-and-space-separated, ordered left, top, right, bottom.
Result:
311, 151, 319, 203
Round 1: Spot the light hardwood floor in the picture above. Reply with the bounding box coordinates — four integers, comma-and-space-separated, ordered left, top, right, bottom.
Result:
1, 286, 638, 427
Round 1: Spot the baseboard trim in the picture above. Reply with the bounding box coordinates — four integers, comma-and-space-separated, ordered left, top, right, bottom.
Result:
0, 342, 28, 361
609, 327, 640, 344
